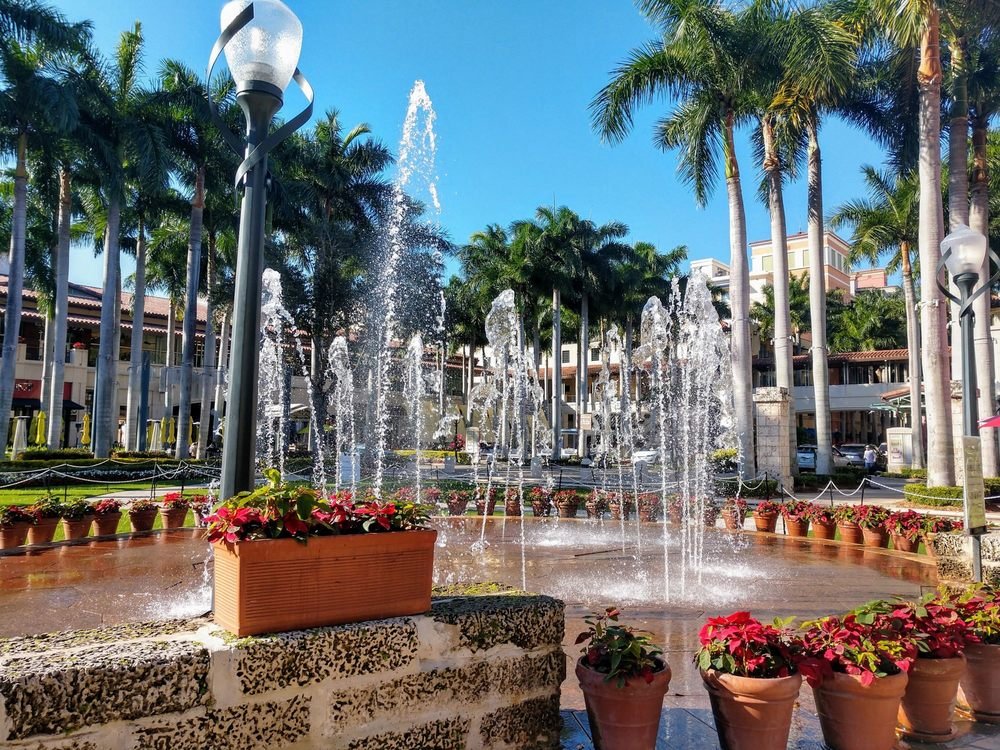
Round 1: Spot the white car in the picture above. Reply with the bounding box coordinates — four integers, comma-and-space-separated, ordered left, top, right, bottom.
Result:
631, 449, 660, 464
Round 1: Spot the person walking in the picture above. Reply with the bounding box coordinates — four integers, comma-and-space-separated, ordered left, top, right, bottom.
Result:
863, 444, 878, 476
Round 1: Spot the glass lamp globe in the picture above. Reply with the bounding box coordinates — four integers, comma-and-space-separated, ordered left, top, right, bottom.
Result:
941, 224, 989, 277
220, 0, 302, 95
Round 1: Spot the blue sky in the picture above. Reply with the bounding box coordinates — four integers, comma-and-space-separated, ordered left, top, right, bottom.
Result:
57, 0, 888, 288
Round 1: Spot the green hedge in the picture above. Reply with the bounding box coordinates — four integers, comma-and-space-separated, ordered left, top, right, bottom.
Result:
714, 478, 779, 499
394, 449, 472, 465
14, 448, 94, 461
902, 484, 963, 507
111, 450, 172, 459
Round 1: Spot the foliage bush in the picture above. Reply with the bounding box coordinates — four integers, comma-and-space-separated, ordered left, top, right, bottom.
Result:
14, 447, 94, 461
714, 478, 779, 499
394, 449, 472, 465
708, 448, 738, 474
111, 450, 171, 459
902, 484, 963, 507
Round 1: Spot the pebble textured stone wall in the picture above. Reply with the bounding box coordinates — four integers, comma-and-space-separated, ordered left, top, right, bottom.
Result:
0, 593, 564, 750
932, 532, 1000, 586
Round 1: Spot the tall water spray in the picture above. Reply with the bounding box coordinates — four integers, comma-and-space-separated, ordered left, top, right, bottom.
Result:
326, 336, 356, 493
372, 81, 441, 496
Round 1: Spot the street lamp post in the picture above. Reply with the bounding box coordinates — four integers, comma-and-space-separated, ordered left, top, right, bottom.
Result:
208, 0, 313, 501
938, 224, 997, 582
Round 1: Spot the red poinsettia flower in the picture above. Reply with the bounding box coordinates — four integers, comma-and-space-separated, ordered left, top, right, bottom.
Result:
356, 500, 397, 531
282, 511, 309, 538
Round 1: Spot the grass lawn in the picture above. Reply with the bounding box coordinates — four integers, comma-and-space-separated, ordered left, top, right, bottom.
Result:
0, 484, 210, 506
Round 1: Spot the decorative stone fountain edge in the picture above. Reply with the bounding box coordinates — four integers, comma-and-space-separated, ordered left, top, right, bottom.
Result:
932, 531, 1000, 586
0, 591, 565, 750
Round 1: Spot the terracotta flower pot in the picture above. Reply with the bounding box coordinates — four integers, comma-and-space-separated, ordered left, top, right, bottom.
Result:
159, 507, 188, 529
504, 497, 522, 516
923, 532, 938, 559
128, 508, 158, 533
958, 642, 1000, 722
701, 669, 801, 750
812, 670, 908, 750
213, 529, 437, 637
722, 508, 745, 531
61, 516, 94, 541
92, 512, 122, 536
891, 534, 919, 553
861, 527, 889, 549
753, 512, 778, 533
610, 502, 633, 521
812, 520, 837, 540
638, 503, 659, 523
26, 517, 59, 545
475, 497, 497, 516
784, 518, 810, 537
530, 500, 551, 517
898, 654, 966, 741
668, 505, 683, 526
703, 507, 720, 527
837, 522, 863, 544
577, 657, 671, 750
555, 501, 578, 519
447, 500, 468, 517
0, 522, 31, 549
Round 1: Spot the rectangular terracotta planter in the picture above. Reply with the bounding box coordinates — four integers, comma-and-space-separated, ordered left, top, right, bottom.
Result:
212, 529, 438, 637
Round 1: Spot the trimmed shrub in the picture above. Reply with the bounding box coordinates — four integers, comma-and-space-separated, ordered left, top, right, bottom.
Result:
14, 447, 94, 461
111, 450, 171, 459
902, 484, 963, 507
714, 478, 779, 499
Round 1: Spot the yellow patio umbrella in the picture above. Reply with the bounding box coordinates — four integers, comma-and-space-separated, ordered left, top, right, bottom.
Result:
166, 416, 176, 446
188, 419, 195, 449
81, 413, 91, 447
27, 412, 38, 445
159, 416, 169, 447
146, 420, 153, 447
35, 410, 46, 445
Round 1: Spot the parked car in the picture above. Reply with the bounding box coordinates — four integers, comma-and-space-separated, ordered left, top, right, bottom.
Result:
838, 443, 887, 471
631, 449, 660, 464
796, 445, 851, 472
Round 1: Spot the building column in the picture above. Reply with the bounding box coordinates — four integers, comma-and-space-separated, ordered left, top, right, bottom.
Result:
753, 386, 793, 490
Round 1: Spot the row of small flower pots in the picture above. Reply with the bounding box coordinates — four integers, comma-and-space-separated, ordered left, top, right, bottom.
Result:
722, 498, 962, 551
0, 492, 203, 549
576, 587, 1000, 750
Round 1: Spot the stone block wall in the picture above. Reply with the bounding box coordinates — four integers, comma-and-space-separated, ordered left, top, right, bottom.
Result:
0, 593, 565, 750
932, 532, 1000, 587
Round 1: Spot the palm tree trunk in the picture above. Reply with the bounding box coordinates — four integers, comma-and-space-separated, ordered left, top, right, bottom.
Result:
93, 195, 122, 458
623, 317, 634, 414
970, 114, 997, 476
552, 287, 562, 458
164, 298, 176, 425
124, 218, 147, 451
578, 293, 589, 457
723, 112, 755, 477
197, 232, 216, 459
466, 336, 475, 421
40, 312, 54, 422
806, 115, 833, 476
763, 115, 796, 474
212, 307, 231, 440
900, 243, 925, 470
917, 9, 955, 487
948, 40, 970, 380
176, 167, 205, 460
47, 165, 72, 449
0, 132, 29, 454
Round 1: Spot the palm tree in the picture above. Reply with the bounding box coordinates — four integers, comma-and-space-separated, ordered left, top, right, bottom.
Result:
75, 22, 170, 457
591, 0, 758, 476
868, 0, 953, 486
828, 291, 907, 352
0, 25, 84, 452
749, 274, 811, 347
830, 166, 924, 469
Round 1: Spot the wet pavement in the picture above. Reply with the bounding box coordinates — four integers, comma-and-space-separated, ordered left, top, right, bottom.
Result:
1, 518, 998, 749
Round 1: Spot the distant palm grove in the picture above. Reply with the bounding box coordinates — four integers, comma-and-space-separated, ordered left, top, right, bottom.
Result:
1, 0, 1000, 489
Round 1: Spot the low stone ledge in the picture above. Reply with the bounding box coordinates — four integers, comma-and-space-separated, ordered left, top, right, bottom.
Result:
933, 531, 1000, 587
0, 592, 565, 750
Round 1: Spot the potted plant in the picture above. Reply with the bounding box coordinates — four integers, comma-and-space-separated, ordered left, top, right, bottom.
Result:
188, 495, 213, 527
447, 489, 469, 516
205, 470, 436, 637
696, 611, 803, 750
575, 606, 671, 750
667, 495, 684, 526
609, 493, 635, 521
503, 488, 522, 516
855, 504, 890, 548
159, 493, 189, 529
951, 586, 1000, 721
59, 497, 94, 541
27, 494, 62, 545
0, 505, 37, 549
636, 492, 661, 523
833, 504, 864, 545
857, 595, 972, 742
799, 611, 915, 750
586, 490, 609, 519
780, 500, 812, 537
90, 498, 122, 536
922, 515, 962, 558
128, 498, 158, 532
811, 505, 837, 540
554, 489, 579, 518
721, 497, 747, 531
886, 510, 922, 553
475, 487, 498, 516
752, 500, 780, 533
529, 486, 552, 517
703, 503, 720, 527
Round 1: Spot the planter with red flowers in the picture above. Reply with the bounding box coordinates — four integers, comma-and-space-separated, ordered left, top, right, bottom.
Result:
799, 610, 916, 750
0, 505, 37, 549
575, 607, 670, 750
721, 497, 747, 530
637, 492, 661, 523
855, 594, 971, 742
554, 490, 579, 518
752, 500, 780, 533
90, 499, 122, 536
475, 487, 498, 516
128, 498, 158, 532
58, 497, 94, 541
206, 470, 436, 637
26, 494, 61, 545
159, 493, 189, 529
780, 500, 812, 537
854, 505, 890, 548
811, 505, 837, 540
886, 510, 923, 553
528, 486, 552, 517
833, 505, 864, 544
447, 489, 471, 516
951, 586, 1000, 722
696, 611, 803, 750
